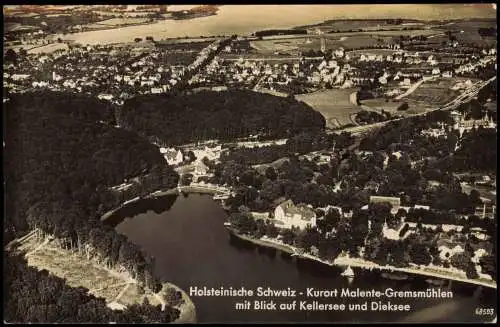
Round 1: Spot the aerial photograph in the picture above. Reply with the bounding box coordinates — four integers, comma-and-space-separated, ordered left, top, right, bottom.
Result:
3, 3, 497, 324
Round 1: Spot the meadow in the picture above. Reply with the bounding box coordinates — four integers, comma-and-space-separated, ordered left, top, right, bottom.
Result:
295, 88, 361, 128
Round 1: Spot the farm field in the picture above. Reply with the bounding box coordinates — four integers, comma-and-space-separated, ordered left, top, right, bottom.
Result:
363, 78, 472, 115
250, 35, 381, 53
27, 42, 69, 54
295, 88, 361, 128
87, 17, 152, 28
347, 48, 403, 56
360, 98, 407, 114
250, 29, 446, 53
405, 78, 464, 106
4, 22, 39, 32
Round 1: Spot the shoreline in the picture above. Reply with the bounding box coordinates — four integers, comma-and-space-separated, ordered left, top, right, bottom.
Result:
163, 282, 197, 323
227, 227, 497, 290
101, 185, 224, 222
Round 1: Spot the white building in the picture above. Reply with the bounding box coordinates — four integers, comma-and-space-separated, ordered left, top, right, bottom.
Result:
438, 245, 464, 261
12, 74, 31, 81
161, 148, 183, 166
193, 145, 221, 162
378, 76, 388, 85
442, 71, 453, 78
97, 94, 114, 101
274, 200, 316, 230
194, 160, 209, 176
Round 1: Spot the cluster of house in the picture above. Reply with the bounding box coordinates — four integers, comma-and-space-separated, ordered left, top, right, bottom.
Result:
3, 38, 227, 102
4, 45, 179, 100
454, 53, 496, 76
159, 143, 224, 177
196, 45, 484, 92
357, 51, 438, 66
199, 54, 384, 90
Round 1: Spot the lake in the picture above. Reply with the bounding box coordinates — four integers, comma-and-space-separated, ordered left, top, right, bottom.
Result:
59, 5, 495, 45
105, 193, 497, 323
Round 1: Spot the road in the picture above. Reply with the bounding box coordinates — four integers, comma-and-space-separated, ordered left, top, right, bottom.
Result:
394, 76, 434, 100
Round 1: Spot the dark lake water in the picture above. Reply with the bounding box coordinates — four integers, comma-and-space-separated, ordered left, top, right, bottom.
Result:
106, 193, 497, 323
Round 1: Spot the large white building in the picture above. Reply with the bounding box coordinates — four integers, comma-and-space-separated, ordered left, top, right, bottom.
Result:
192, 145, 222, 162
161, 147, 183, 166
274, 200, 316, 230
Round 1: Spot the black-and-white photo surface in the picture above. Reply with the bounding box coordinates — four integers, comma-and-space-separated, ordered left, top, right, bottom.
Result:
3, 4, 497, 324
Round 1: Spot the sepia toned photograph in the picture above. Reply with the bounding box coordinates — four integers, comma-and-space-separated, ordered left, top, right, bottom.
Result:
3, 3, 497, 324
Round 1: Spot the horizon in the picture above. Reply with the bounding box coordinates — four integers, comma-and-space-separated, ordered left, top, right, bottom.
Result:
3, 4, 497, 21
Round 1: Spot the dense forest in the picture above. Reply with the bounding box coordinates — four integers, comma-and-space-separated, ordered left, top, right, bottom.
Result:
120, 90, 326, 145
4, 92, 180, 323
454, 128, 497, 173
221, 131, 353, 166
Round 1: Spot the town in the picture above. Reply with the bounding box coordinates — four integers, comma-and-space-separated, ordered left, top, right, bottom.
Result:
3, 4, 497, 324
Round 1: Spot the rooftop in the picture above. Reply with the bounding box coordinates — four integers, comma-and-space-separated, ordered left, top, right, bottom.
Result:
278, 199, 316, 221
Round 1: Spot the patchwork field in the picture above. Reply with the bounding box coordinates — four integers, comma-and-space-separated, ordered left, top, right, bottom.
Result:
250, 29, 445, 53
295, 88, 361, 128
363, 78, 469, 115
405, 78, 463, 106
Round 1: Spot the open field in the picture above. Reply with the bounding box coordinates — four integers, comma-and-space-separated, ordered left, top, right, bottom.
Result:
347, 48, 404, 56
360, 98, 408, 114
362, 77, 478, 115
295, 88, 361, 128
21, 237, 132, 305
250, 29, 445, 53
27, 42, 69, 54
13, 233, 195, 321
87, 17, 152, 28
251, 35, 382, 53
4, 22, 39, 32
405, 78, 463, 106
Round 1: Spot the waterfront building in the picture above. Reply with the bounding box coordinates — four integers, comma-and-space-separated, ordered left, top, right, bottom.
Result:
274, 200, 316, 230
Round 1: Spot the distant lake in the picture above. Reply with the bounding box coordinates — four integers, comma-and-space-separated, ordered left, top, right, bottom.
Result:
59, 4, 495, 45
106, 193, 497, 323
